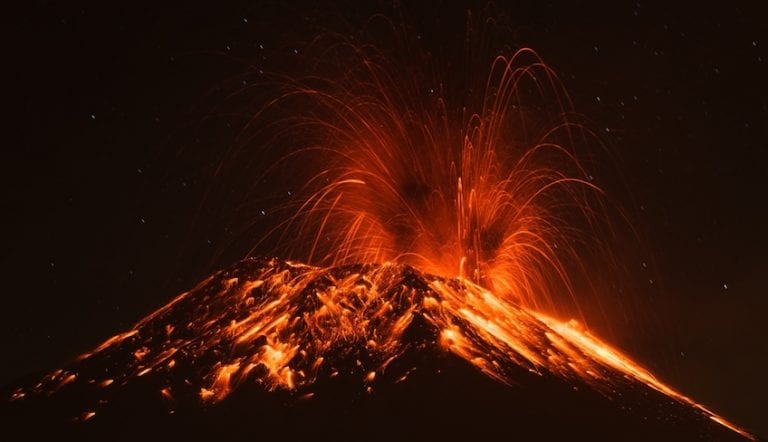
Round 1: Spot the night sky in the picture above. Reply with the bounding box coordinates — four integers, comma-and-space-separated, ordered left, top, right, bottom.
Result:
4, 1, 767, 436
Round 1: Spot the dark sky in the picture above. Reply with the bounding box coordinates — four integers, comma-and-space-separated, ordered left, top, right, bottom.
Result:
4, 1, 767, 436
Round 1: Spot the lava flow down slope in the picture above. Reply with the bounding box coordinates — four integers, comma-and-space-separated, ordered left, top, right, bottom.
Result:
4, 258, 754, 440
3, 10, 758, 441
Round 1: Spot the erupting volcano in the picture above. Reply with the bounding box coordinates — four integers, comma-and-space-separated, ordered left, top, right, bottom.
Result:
3, 15, 756, 442
7, 257, 753, 440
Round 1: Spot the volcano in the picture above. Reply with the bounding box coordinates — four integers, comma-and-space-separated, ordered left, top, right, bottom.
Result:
3, 257, 754, 440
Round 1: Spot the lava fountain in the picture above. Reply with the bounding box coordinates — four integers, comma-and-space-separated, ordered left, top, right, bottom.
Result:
6, 24, 754, 441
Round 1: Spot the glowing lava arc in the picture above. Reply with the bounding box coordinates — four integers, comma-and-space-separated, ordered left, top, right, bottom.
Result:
12, 258, 754, 440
